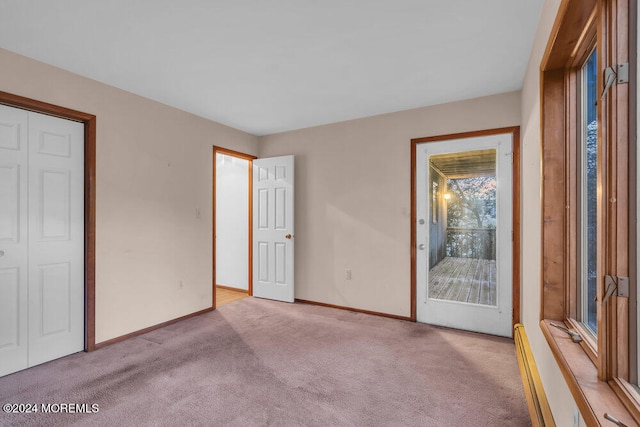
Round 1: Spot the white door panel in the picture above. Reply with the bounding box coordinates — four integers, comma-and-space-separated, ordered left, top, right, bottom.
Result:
0, 106, 84, 376
416, 133, 513, 337
253, 156, 294, 302
0, 105, 28, 377
28, 111, 84, 366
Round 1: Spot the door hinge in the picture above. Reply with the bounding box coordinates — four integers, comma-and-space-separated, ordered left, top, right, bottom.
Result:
602, 275, 630, 304
601, 63, 629, 99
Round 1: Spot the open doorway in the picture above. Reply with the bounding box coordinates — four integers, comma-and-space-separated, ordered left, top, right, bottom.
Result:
213, 147, 256, 308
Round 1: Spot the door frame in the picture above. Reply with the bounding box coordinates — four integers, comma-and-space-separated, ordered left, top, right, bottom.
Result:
212, 146, 257, 308
0, 90, 97, 352
410, 126, 521, 328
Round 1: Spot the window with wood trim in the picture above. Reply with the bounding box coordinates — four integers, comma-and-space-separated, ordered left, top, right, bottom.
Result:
540, 0, 636, 424
579, 45, 599, 337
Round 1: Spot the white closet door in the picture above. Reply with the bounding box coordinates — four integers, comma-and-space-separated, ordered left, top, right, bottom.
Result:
0, 105, 29, 377
27, 111, 84, 367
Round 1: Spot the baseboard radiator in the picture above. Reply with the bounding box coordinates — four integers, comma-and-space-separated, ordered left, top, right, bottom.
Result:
514, 323, 556, 427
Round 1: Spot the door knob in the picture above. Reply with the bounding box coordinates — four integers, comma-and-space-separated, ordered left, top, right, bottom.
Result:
285, 234, 292, 239
418, 244, 425, 250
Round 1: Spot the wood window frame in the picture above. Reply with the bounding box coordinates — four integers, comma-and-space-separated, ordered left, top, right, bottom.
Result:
212, 146, 257, 309
540, 0, 638, 424
0, 90, 97, 352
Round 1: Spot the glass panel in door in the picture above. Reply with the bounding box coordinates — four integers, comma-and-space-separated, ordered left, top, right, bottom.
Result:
427, 149, 497, 306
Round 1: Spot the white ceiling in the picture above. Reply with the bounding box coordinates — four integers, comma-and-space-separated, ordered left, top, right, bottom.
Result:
0, 1, 543, 136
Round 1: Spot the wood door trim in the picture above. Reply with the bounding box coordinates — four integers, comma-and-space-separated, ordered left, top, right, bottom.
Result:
410, 126, 522, 329
0, 90, 97, 352
212, 146, 257, 309
214, 146, 257, 161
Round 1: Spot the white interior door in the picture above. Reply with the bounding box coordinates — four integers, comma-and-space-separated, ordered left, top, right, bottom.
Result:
27, 111, 84, 366
0, 105, 29, 376
0, 106, 84, 377
416, 133, 513, 337
252, 155, 294, 302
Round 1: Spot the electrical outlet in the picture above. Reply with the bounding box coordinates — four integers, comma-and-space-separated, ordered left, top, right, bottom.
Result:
345, 269, 352, 280
573, 406, 580, 427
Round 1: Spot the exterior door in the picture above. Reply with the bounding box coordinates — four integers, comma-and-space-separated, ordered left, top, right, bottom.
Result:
252, 155, 294, 302
0, 105, 84, 377
416, 133, 513, 337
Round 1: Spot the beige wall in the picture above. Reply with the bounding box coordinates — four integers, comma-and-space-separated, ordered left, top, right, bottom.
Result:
520, 0, 580, 425
0, 48, 259, 343
259, 91, 520, 317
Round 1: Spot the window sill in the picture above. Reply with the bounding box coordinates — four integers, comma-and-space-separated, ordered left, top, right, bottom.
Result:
540, 319, 636, 425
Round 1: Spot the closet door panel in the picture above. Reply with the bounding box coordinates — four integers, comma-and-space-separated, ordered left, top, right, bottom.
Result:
27, 111, 84, 367
0, 105, 28, 377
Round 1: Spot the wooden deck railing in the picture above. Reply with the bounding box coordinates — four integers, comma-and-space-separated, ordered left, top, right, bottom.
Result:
446, 227, 496, 260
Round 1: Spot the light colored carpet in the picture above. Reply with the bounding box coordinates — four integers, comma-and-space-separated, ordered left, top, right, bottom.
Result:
0, 298, 530, 426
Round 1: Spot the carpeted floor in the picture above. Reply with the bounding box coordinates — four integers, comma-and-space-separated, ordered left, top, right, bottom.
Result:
0, 298, 531, 426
